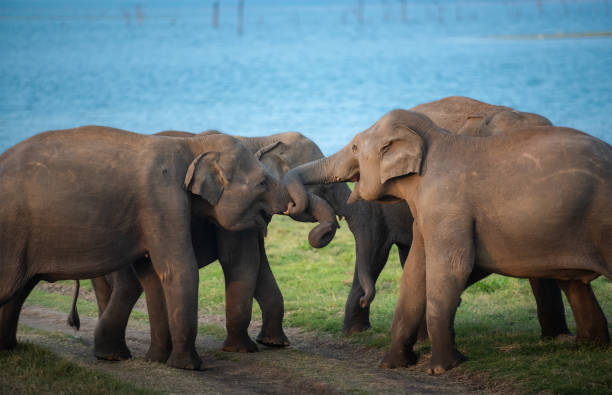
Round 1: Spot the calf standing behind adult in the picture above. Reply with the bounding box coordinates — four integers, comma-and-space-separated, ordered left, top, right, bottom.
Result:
0, 126, 290, 370
284, 110, 612, 374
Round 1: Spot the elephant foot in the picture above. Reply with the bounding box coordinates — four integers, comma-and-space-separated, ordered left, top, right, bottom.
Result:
256, 331, 290, 347
576, 331, 610, 346
379, 348, 418, 369
145, 346, 171, 363
94, 342, 132, 361
222, 336, 258, 353
426, 349, 466, 375
166, 350, 204, 370
342, 321, 371, 336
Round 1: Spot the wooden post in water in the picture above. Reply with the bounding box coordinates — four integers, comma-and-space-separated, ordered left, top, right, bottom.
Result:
213, 1, 219, 28
136, 5, 143, 24
561, 0, 568, 15
237, 0, 244, 35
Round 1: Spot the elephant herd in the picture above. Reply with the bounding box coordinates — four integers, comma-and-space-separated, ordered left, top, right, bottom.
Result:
1, 96, 610, 375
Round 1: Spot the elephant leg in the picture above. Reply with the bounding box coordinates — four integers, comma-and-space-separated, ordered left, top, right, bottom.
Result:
558, 280, 609, 345
147, 223, 202, 370
343, 236, 392, 335
399, 245, 432, 343
422, 223, 473, 375
529, 278, 571, 339
217, 228, 259, 353
93, 265, 142, 361
416, 267, 492, 344
380, 229, 425, 369
398, 245, 409, 269
254, 234, 289, 347
133, 259, 172, 363
91, 276, 112, 317
0, 277, 39, 350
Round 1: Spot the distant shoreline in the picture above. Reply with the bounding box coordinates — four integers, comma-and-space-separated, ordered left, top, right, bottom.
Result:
494, 31, 612, 40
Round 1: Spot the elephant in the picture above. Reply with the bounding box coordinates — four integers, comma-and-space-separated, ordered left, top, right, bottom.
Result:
82, 121, 581, 364
76, 129, 340, 362
0, 125, 291, 370
284, 109, 612, 374
343, 97, 573, 341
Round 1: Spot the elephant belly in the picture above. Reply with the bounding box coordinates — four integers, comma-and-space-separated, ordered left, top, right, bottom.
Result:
473, 221, 603, 282
470, 155, 609, 280
474, 248, 602, 282
29, 226, 145, 280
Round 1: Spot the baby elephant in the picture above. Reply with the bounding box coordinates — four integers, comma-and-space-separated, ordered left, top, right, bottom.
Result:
0, 126, 290, 370
285, 110, 612, 374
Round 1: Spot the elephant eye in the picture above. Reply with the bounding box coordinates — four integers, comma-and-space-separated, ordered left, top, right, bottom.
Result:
258, 178, 268, 188
352, 144, 358, 153
380, 141, 392, 154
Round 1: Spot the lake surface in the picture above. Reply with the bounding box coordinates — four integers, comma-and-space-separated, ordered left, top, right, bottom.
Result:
1, 0, 611, 155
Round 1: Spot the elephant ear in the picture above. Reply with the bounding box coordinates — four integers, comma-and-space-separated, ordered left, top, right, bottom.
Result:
254, 141, 291, 178
183, 151, 227, 205
380, 127, 425, 184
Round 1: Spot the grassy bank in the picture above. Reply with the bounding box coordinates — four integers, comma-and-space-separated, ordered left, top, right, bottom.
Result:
0, 334, 153, 394
6, 215, 612, 394
223, 216, 611, 393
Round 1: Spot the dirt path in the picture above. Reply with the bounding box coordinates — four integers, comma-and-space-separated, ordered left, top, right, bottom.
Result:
18, 302, 495, 394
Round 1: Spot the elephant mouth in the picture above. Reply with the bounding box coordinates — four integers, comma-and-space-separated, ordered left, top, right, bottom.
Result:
348, 172, 360, 182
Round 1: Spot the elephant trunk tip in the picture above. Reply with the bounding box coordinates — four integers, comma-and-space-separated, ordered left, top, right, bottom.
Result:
359, 288, 375, 309
307, 220, 339, 248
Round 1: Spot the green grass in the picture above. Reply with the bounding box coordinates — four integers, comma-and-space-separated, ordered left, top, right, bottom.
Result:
19, 215, 612, 393
260, 216, 612, 393
0, 341, 154, 394
26, 288, 148, 321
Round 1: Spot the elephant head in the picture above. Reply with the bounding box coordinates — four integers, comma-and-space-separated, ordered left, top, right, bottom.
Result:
283, 110, 436, 306
186, 133, 291, 232
240, 135, 341, 248
284, 109, 433, 214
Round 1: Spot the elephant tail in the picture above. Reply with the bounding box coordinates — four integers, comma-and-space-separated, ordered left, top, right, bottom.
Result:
67, 280, 81, 331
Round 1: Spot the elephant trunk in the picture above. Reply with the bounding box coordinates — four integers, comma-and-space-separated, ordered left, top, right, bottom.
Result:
304, 193, 339, 248
265, 173, 293, 216
357, 258, 376, 309
284, 145, 356, 216
287, 191, 338, 248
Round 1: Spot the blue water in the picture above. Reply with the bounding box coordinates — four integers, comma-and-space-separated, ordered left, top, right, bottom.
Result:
1, 0, 611, 155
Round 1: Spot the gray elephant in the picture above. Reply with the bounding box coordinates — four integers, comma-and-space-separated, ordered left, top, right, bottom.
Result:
79, 130, 339, 362
83, 122, 581, 363
343, 97, 573, 340
0, 126, 290, 370
284, 110, 612, 374
238, 120, 572, 342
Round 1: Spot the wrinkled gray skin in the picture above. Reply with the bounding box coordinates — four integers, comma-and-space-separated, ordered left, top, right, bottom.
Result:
285, 109, 612, 374
83, 130, 340, 362
0, 126, 290, 370
343, 97, 573, 340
